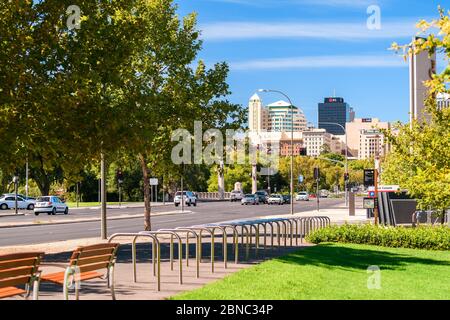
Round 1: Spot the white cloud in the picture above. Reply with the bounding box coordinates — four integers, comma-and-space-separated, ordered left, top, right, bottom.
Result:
230, 55, 407, 70
201, 20, 418, 41
210, 0, 378, 7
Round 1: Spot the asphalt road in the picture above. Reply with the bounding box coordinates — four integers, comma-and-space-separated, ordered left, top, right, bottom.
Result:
0, 198, 343, 246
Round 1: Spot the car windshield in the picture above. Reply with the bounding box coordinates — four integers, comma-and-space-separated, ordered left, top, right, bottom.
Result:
299, 192, 307, 195
245, 194, 254, 198
175, 192, 187, 196
37, 197, 51, 202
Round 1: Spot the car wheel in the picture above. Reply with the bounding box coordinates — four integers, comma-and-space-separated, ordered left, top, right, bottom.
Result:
34, 212, 40, 216
0, 203, 8, 210
27, 204, 35, 210
52, 208, 56, 215
193, 202, 197, 207
64, 208, 69, 215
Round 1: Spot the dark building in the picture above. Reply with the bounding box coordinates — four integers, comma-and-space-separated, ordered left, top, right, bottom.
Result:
318, 97, 352, 135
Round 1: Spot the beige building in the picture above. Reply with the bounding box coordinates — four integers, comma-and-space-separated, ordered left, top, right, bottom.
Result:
346, 118, 390, 160
302, 129, 332, 157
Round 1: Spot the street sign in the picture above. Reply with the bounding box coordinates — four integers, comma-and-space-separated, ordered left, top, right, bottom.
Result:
363, 197, 375, 209
368, 185, 400, 192
363, 169, 375, 187
369, 191, 375, 198
150, 178, 158, 186
298, 175, 304, 183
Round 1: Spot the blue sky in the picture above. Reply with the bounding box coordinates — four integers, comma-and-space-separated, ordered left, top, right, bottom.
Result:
175, 0, 448, 124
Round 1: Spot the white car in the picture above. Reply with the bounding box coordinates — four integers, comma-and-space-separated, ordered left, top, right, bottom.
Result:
0, 195, 35, 210
267, 194, 284, 205
296, 192, 310, 201
174, 191, 197, 207
230, 190, 244, 202
34, 196, 69, 216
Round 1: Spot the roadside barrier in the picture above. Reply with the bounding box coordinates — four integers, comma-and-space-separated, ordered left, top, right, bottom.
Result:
108, 215, 331, 292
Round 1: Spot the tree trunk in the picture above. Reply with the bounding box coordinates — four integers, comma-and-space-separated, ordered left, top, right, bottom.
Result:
139, 153, 151, 231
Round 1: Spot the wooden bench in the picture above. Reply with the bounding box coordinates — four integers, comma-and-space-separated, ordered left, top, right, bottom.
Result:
41, 243, 119, 300
0, 252, 44, 300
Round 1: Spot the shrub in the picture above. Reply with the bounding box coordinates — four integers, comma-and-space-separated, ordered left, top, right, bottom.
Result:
306, 224, 450, 251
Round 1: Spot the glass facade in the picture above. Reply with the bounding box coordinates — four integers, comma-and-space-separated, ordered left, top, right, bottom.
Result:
318, 97, 350, 135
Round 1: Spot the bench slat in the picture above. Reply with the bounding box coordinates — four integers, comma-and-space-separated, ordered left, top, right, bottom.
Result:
0, 258, 38, 271
0, 287, 27, 299
0, 266, 34, 280
0, 275, 31, 289
41, 271, 103, 285
73, 254, 113, 267
76, 248, 115, 259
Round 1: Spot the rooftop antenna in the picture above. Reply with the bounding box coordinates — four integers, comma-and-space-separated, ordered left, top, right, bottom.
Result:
333, 88, 336, 97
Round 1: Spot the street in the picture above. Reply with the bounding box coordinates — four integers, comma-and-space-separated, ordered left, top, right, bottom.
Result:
0, 198, 344, 246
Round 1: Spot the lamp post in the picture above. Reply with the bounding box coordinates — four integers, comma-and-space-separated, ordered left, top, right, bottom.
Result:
318, 121, 349, 207
258, 89, 295, 215
12, 174, 19, 215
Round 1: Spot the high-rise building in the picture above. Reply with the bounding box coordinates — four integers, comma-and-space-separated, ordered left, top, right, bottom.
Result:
409, 36, 436, 124
248, 93, 269, 133
248, 94, 307, 133
318, 97, 352, 135
346, 118, 390, 159
266, 100, 307, 132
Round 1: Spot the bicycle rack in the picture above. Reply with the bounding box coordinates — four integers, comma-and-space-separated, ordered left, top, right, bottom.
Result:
139, 231, 183, 285
108, 233, 161, 291
180, 226, 216, 273
160, 228, 200, 278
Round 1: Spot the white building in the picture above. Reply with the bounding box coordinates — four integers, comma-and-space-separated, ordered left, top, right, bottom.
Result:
302, 129, 332, 157
437, 92, 450, 110
359, 130, 386, 160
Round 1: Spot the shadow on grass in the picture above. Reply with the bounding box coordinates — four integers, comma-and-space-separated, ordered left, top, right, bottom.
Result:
276, 244, 450, 271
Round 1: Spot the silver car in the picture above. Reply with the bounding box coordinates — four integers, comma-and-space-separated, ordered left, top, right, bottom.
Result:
267, 194, 284, 205
241, 194, 259, 205
34, 196, 69, 216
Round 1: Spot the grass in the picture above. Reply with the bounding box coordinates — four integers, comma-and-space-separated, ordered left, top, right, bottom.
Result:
172, 243, 450, 300
66, 202, 129, 208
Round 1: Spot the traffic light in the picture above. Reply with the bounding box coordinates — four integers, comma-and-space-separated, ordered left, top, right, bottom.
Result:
344, 173, 350, 181
116, 169, 124, 184
300, 147, 307, 156
314, 167, 320, 180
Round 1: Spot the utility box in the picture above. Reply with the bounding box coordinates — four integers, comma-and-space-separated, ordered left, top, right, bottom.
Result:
349, 192, 355, 216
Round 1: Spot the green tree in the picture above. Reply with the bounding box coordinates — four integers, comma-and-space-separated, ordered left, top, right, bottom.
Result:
386, 8, 450, 217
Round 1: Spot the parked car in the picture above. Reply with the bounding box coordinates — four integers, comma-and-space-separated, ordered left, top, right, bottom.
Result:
0, 195, 35, 210
282, 195, 291, 204
34, 196, 68, 216
319, 190, 329, 198
255, 190, 268, 204
241, 194, 259, 205
230, 190, 244, 202
174, 191, 197, 207
267, 194, 283, 205
296, 191, 310, 201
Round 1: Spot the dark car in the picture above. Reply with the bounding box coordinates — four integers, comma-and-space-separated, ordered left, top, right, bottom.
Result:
282, 195, 291, 204
255, 191, 268, 204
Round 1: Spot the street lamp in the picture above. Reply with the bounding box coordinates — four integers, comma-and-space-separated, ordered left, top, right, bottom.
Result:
258, 89, 295, 215
12, 174, 19, 215
318, 121, 349, 206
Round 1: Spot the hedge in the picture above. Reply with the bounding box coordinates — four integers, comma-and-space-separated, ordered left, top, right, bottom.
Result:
306, 224, 450, 251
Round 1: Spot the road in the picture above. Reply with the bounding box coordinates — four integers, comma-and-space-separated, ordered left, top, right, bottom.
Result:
0, 198, 343, 246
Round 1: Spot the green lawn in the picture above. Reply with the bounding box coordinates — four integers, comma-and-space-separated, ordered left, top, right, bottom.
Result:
172, 243, 450, 300
66, 202, 128, 208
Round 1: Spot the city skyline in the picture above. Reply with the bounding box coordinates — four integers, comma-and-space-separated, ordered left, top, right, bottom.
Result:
176, 0, 446, 124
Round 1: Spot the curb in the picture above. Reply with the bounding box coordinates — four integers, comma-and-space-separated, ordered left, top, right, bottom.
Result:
0, 210, 193, 229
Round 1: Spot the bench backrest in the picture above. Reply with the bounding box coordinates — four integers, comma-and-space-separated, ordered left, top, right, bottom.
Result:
69, 243, 119, 273
0, 252, 44, 289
